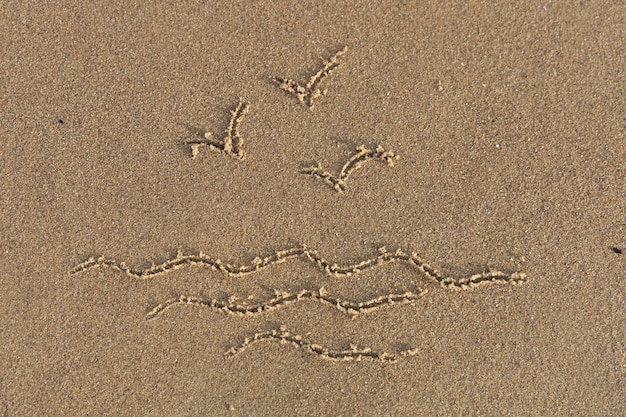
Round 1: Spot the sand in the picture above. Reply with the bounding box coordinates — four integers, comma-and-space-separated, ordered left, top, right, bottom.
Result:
1, 1, 624, 415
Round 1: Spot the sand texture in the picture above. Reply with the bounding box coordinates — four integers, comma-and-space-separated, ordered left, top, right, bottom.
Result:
1, 1, 625, 415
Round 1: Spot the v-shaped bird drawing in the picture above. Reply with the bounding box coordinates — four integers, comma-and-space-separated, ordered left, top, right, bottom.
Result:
273, 46, 348, 109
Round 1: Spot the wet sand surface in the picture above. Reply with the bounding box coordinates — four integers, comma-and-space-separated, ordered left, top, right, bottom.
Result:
1, 1, 624, 415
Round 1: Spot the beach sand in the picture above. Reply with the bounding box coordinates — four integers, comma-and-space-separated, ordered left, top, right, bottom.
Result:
1, 1, 624, 415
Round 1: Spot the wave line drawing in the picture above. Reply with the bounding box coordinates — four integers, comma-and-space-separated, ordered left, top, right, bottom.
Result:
146, 287, 428, 320
185, 98, 250, 160
225, 325, 417, 362
303, 145, 399, 192
272, 46, 348, 109
70, 245, 527, 289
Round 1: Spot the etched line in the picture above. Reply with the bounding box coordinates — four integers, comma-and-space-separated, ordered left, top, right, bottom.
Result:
225, 325, 418, 362
146, 287, 428, 320
186, 98, 250, 160
272, 46, 348, 109
302, 145, 399, 192
70, 246, 527, 289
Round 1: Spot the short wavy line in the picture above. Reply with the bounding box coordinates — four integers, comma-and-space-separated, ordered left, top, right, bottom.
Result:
225, 325, 418, 362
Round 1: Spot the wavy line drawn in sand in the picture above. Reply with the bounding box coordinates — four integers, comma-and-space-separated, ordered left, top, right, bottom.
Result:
70, 246, 527, 290
272, 46, 348, 109
146, 287, 428, 320
303, 145, 399, 192
185, 98, 250, 160
225, 325, 417, 362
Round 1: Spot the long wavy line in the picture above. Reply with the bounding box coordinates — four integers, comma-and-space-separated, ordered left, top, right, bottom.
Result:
302, 145, 399, 192
70, 245, 527, 289
225, 325, 417, 362
145, 287, 428, 320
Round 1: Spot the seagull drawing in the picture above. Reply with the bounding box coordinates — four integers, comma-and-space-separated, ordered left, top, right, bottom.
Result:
272, 46, 348, 109
186, 98, 250, 160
